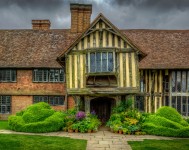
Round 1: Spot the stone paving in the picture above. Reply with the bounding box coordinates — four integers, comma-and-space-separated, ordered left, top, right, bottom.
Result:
0, 129, 188, 150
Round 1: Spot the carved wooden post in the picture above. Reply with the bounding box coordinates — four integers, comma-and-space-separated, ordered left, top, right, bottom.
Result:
115, 96, 121, 106
85, 96, 91, 113
73, 96, 81, 111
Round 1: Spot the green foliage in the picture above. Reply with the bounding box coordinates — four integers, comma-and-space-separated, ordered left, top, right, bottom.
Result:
66, 108, 77, 115
8, 102, 65, 133
142, 123, 189, 137
112, 98, 133, 113
16, 110, 25, 116
143, 106, 189, 137
22, 109, 55, 123
0, 121, 10, 130
145, 115, 184, 129
156, 106, 184, 124
107, 108, 146, 134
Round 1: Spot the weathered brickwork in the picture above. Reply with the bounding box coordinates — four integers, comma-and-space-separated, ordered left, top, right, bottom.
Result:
52, 105, 66, 111
0, 70, 66, 119
11, 96, 33, 114
70, 4, 92, 33
68, 96, 75, 109
0, 70, 66, 95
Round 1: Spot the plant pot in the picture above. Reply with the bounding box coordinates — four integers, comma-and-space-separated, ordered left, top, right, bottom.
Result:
74, 129, 78, 133
93, 130, 97, 133
63, 128, 67, 132
118, 130, 123, 134
88, 130, 92, 133
114, 131, 118, 133
68, 129, 73, 133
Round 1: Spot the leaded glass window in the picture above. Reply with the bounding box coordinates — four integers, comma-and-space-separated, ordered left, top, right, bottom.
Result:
0, 96, 11, 114
87, 52, 115, 73
33, 69, 64, 82
33, 96, 64, 106
0, 69, 16, 82
170, 71, 189, 116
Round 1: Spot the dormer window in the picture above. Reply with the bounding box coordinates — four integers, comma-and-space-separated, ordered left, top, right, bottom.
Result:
87, 51, 115, 73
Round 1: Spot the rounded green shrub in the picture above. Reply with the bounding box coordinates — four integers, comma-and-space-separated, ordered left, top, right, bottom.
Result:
8, 102, 65, 133
146, 115, 184, 129
143, 106, 189, 137
156, 106, 183, 123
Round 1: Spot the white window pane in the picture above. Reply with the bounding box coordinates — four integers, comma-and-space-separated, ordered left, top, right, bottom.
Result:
177, 71, 181, 92
108, 53, 113, 72
102, 52, 107, 72
96, 53, 101, 72
90, 53, 95, 72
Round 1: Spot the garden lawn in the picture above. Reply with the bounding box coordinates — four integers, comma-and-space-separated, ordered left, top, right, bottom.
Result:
128, 139, 189, 150
0, 134, 87, 150
0, 120, 9, 130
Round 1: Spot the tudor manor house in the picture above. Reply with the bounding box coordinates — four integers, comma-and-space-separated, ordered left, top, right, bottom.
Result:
1, 4, 189, 120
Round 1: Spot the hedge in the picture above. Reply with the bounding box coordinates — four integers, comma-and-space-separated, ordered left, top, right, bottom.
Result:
142, 106, 189, 137
8, 102, 65, 133
156, 106, 188, 126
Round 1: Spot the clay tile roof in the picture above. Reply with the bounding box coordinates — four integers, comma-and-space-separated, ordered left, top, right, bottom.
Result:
0, 29, 79, 68
122, 29, 189, 69
0, 28, 189, 69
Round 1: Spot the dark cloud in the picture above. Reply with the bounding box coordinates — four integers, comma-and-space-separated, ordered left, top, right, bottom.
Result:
111, 0, 189, 11
0, 0, 189, 29
0, 0, 64, 10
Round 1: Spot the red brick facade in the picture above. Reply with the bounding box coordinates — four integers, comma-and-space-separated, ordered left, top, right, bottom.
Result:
0, 69, 66, 119
67, 96, 75, 109
70, 4, 92, 33
0, 70, 66, 95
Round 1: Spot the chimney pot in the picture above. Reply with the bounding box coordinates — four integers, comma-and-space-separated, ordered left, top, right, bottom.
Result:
70, 3, 92, 33
32, 20, 51, 30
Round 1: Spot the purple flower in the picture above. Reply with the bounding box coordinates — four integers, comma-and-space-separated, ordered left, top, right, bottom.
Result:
76, 111, 86, 120
91, 110, 96, 115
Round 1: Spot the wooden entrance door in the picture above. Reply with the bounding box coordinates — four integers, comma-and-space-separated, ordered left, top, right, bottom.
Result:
90, 98, 113, 123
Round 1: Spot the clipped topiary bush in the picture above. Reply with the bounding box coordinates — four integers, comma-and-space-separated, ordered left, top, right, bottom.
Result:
8, 102, 65, 133
142, 106, 189, 137
157, 106, 182, 123
146, 115, 184, 129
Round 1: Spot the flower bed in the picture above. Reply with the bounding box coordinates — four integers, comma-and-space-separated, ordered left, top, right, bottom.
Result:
8, 103, 101, 133
62, 110, 101, 133
106, 109, 147, 135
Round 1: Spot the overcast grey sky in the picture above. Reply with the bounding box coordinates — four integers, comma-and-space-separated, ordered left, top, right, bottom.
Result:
0, 0, 189, 29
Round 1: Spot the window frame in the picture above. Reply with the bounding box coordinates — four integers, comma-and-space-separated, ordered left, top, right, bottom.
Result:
0, 96, 11, 114
170, 70, 189, 116
33, 68, 65, 83
0, 69, 16, 82
87, 51, 116, 74
33, 96, 64, 106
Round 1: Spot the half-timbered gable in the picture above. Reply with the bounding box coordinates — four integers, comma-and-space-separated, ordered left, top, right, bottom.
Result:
58, 14, 145, 96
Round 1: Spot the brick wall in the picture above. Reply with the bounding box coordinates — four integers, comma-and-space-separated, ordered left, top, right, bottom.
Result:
70, 4, 92, 33
0, 70, 66, 95
0, 95, 66, 120
12, 96, 33, 114
68, 96, 75, 109
0, 69, 66, 120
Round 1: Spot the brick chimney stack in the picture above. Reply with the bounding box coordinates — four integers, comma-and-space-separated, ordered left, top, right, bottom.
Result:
32, 20, 51, 30
70, 3, 92, 33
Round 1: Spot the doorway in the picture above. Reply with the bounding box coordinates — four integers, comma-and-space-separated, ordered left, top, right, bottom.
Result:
90, 97, 115, 124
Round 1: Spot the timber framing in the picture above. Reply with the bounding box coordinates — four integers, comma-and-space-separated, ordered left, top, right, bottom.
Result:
57, 13, 146, 61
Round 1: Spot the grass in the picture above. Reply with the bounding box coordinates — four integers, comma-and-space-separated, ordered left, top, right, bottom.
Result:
0, 134, 87, 150
128, 139, 189, 150
0, 120, 9, 130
